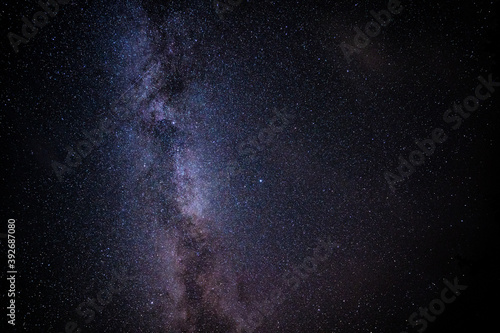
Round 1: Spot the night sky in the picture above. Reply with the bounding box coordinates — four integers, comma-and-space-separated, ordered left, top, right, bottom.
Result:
1, 0, 500, 332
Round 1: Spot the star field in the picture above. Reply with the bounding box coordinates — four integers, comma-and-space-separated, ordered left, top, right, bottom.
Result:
1, 0, 500, 332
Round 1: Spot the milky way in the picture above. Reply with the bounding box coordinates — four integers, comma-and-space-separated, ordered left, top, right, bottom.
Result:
2, 0, 500, 332
94, 4, 265, 331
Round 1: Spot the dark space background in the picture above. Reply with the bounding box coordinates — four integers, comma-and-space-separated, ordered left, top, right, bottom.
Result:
1, 0, 499, 332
